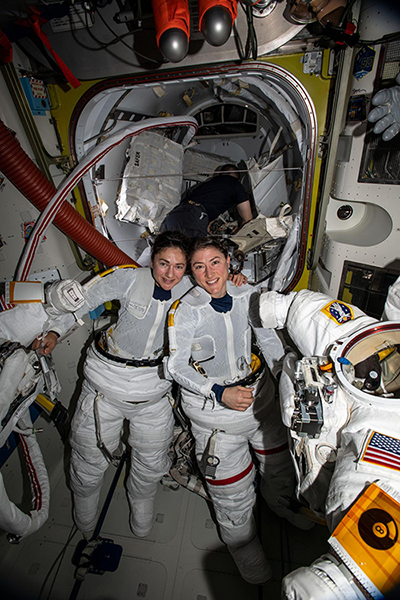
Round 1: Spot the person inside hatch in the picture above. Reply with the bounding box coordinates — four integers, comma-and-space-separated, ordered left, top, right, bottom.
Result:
167, 236, 311, 586
41, 231, 246, 540
161, 164, 253, 238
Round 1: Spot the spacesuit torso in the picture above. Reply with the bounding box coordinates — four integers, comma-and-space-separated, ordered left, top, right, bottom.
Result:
168, 280, 284, 426
50, 267, 193, 402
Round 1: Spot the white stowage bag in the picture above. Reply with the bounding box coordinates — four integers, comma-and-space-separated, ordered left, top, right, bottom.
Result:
247, 155, 289, 218
182, 148, 229, 183
115, 131, 184, 232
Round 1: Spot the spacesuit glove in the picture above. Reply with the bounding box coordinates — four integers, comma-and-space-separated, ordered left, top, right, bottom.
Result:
368, 72, 400, 141
279, 352, 298, 428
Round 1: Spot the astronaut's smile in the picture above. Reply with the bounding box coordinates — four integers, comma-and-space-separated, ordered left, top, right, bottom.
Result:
191, 248, 230, 299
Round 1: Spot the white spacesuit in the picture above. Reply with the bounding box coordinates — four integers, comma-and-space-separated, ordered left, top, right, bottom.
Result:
0, 300, 59, 539
47, 266, 193, 537
260, 289, 400, 599
167, 281, 310, 585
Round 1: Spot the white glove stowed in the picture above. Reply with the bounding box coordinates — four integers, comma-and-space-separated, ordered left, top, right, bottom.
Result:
368, 72, 400, 141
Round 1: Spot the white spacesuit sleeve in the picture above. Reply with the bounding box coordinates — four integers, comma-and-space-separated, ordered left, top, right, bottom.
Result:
167, 300, 214, 398
252, 326, 286, 378
259, 290, 297, 329
44, 267, 139, 338
382, 276, 400, 321
43, 307, 76, 338
248, 289, 287, 377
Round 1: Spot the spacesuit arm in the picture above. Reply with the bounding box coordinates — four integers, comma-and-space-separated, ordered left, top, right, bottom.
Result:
44, 267, 140, 339
252, 326, 286, 379
258, 290, 297, 329
167, 301, 214, 399
248, 289, 292, 377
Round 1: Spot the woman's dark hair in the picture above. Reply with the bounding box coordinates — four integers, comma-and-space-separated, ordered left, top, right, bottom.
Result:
189, 236, 229, 263
151, 230, 190, 261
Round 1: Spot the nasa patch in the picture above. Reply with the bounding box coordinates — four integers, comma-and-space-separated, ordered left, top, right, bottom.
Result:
321, 300, 354, 324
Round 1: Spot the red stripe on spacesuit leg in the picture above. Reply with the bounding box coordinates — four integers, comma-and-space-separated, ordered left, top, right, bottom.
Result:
206, 461, 253, 486
20, 434, 42, 511
252, 442, 289, 455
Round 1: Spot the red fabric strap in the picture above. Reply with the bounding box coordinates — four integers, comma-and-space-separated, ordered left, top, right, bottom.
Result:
16, 7, 80, 89
345, 22, 356, 36
0, 31, 13, 64
206, 460, 253, 486
253, 441, 289, 456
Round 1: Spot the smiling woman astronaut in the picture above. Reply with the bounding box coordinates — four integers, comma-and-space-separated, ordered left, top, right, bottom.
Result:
41, 231, 193, 539
167, 236, 312, 586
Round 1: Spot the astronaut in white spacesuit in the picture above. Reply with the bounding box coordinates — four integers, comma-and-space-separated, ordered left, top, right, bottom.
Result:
259, 287, 400, 599
0, 301, 51, 538
167, 237, 311, 586
0, 281, 78, 539
40, 231, 194, 538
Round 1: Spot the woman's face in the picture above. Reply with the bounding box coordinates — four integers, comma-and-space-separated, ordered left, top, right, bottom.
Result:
191, 247, 230, 298
152, 247, 187, 291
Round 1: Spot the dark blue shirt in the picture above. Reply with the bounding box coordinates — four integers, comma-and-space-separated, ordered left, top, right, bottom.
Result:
153, 284, 172, 301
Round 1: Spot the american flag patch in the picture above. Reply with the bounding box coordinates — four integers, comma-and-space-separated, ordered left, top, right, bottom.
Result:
361, 431, 400, 472
0, 293, 14, 312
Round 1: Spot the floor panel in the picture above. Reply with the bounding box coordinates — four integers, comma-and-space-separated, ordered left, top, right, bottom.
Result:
0, 453, 330, 600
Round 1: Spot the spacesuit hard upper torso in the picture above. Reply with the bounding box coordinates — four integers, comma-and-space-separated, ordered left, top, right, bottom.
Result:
259, 289, 389, 515
49, 267, 193, 402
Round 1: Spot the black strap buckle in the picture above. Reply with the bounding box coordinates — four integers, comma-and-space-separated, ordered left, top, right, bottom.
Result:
94, 331, 163, 368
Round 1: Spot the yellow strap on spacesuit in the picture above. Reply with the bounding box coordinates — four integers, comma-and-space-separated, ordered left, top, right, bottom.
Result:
34, 393, 55, 414
168, 299, 180, 328
98, 264, 138, 278
84, 264, 138, 293
329, 482, 400, 598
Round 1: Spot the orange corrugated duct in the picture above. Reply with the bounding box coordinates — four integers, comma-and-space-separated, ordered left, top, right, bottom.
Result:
0, 119, 136, 270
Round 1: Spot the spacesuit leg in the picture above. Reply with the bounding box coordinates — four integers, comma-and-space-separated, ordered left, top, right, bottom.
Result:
0, 471, 31, 536
191, 423, 272, 584
69, 381, 124, 533
126, 396, 174, 537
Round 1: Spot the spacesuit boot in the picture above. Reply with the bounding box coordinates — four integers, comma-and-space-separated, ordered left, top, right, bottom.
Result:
128, 498, 155, 538
227, 536, 272, 585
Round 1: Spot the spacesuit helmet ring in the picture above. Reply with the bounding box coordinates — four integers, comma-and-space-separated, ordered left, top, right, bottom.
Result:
330, 322, 400, 406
